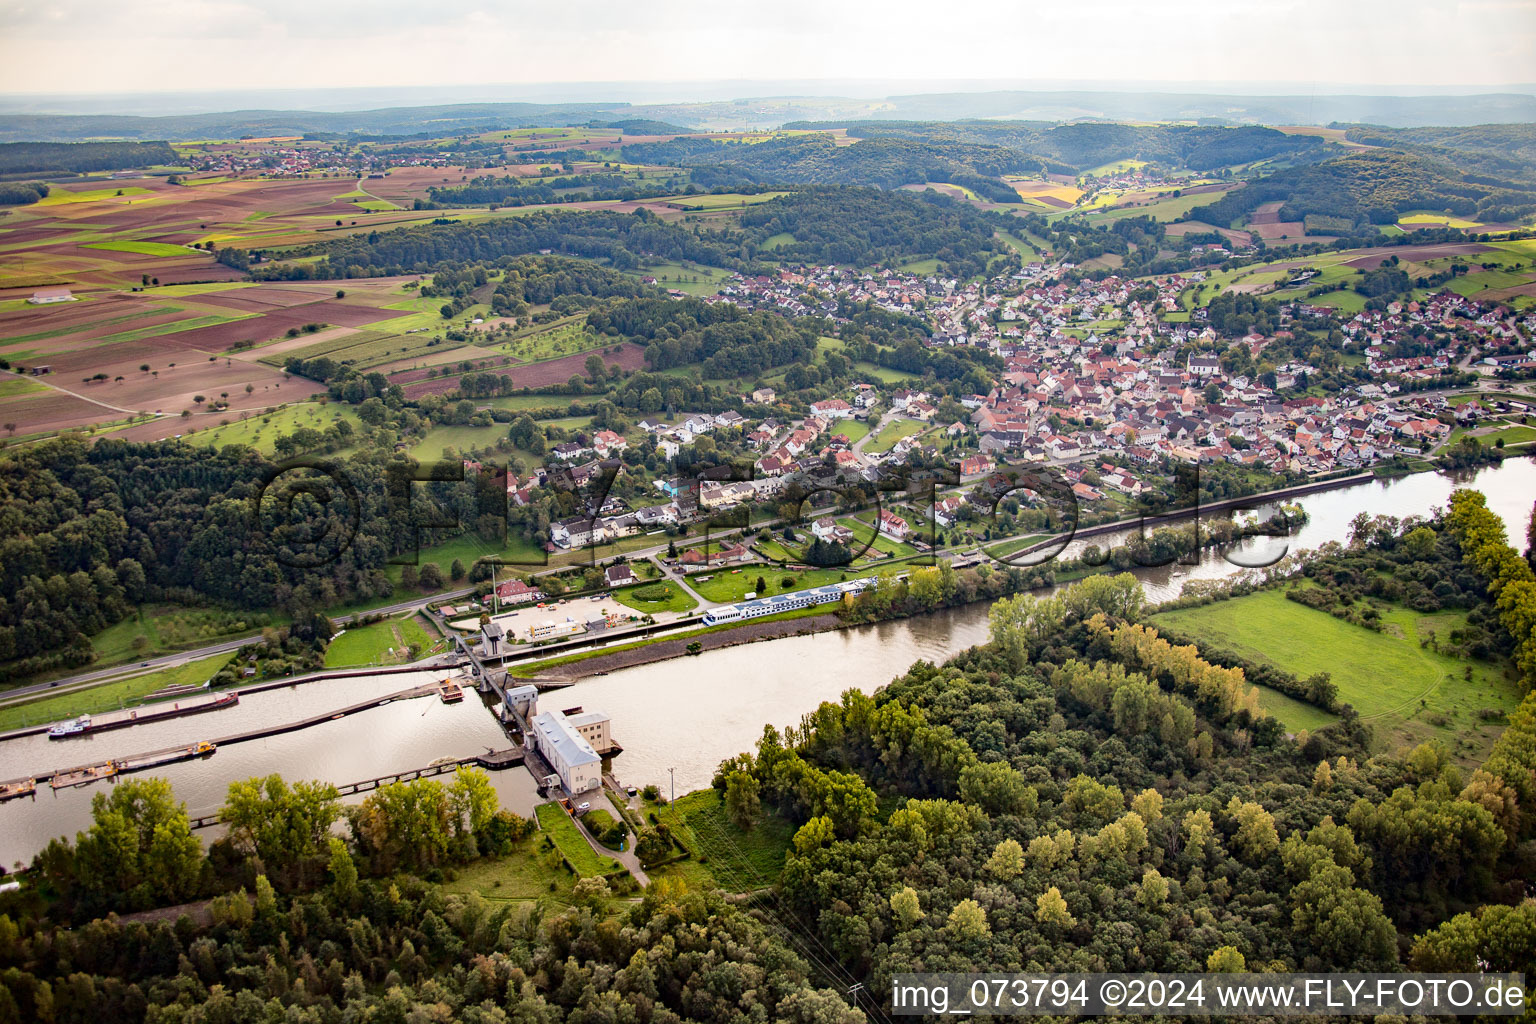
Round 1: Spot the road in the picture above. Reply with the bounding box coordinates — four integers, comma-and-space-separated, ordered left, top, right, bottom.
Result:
0, 586, 479, 709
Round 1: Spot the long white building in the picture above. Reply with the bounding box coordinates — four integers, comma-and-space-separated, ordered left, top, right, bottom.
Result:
702, 577, 877, 626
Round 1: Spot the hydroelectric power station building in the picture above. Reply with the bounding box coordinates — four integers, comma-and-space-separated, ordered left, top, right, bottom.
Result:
702, 577, 877, 626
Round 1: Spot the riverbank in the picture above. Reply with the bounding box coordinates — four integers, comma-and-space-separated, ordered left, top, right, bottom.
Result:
527, 612, 845, 680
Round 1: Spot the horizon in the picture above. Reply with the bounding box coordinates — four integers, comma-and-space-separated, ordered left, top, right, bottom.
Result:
2, 0, 1534, 101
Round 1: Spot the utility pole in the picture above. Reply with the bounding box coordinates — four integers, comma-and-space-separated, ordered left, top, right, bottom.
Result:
668, 767, 675, 806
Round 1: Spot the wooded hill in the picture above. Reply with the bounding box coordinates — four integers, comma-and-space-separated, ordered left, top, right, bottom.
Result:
781, 121, 1333, 174
0, 140, 176, 175
1186, 149, 1536, 229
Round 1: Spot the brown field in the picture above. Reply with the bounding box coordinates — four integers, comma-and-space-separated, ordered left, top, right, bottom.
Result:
1163, 222, 1256, 247
1341, 242, 1496, 269
0, 388, 129, 435
1246, 201, 1286, 224
1250, 220, 1309, 241
0, 274, 419, 438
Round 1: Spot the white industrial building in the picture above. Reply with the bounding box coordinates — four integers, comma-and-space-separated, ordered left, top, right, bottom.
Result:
529, 709, 603, 794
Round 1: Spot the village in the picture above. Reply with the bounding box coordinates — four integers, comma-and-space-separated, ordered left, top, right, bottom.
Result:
485, 252, 1533, 561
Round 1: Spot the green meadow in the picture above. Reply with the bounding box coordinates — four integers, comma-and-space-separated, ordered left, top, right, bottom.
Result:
1150, 588, 1524, 764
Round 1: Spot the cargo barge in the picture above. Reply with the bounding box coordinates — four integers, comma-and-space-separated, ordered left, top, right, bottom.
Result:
47, 692, 238, 740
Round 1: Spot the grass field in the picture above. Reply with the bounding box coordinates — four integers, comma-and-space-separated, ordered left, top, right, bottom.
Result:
610, 581, 698, 615
0, 652, 235, 733
1150, 588, 1525, 763
535, 802, 621, 877
182, 402, 366, 454
395, 529, 549, 584
491, 317, 602, 362
82, 240, 191, 257
324, 615, 436, 668
89, 604, 274, 666
652, 788, 796, 889
851, 361, 923, 384
663, 191, 788, 211
0, 376, 47, 398
628, 260, 735, 296
439, 841, 575, 904
688, 566, 849, 603
826, 417, 871, 444
864, 417, 929, 454
37, 186, 151, 205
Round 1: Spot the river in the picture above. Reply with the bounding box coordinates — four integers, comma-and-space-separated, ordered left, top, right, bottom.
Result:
0, 458, 1529, 866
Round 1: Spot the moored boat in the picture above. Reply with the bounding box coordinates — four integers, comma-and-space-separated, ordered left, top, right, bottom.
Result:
47, 715, 90, 739
0, 778, 36, 801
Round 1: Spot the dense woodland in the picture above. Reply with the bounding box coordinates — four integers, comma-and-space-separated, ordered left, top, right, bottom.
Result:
0, 440, 472, 680
783, 121, 1331, 175
0, 140, 176, 175
622, 134, 1031, 202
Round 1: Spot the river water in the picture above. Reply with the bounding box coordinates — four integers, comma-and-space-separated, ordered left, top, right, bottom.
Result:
0, 458, 1529, 866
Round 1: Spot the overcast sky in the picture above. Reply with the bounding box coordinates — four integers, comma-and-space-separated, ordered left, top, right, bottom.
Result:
2, 0, 1534, 98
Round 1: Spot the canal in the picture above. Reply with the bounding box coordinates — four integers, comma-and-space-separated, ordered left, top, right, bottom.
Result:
0, 457, 1529, 866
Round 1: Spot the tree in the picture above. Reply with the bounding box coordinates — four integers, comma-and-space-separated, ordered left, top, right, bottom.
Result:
947, 898, 990, 941
1207, 946, 1247, 972
1137, 867, 1170, 908
573, 875, 611, 905
635, 825, 673, 866
985, 837, 1025, 880
327, 836, 358, 905
960, 761, 1038, 816
724, 770, 762, 831
220, 775, 341, 887
70, 778, 202, 908
450, 558, 466, 581
1227, 798, 1280, 862
890, 886, 923, 929
792, 815, 836, 855
418, 562, 444, 591
1035, 886, 1075, 929
447, 766, 498, 840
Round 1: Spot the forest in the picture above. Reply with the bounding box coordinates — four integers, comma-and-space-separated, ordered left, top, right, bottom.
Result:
249, 207, 750, 280
0, 439, 469, 681
736, 186, 1008, 278
585, 297, 822, 377
621, 134, 1031, 202
0, 140, 177, 175
781, 121, 1331, 174
248, 187, 1012, 281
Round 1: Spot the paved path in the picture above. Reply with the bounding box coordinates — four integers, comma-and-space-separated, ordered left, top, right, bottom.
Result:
568, 797, 650, 886
668, 570, 711, 607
